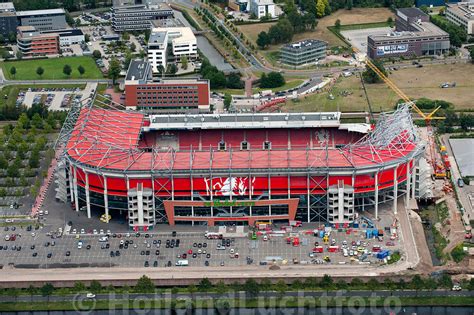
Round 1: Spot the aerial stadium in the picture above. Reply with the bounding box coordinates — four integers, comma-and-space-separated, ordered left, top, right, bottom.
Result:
55, 100, 424, 230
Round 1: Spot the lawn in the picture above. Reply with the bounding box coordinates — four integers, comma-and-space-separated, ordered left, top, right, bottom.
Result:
2, 56, 104, 80
239, 8, 394, 49
283, 63, 474, 112
213, 79, 304, 96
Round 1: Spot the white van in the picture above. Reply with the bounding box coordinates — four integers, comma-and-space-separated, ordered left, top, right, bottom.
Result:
175, 259, 189, 266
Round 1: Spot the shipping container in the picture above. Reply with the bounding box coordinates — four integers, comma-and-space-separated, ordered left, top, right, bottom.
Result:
376, 250, 390, 259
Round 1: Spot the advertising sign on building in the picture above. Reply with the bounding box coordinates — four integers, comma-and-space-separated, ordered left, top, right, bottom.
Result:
376, 44, 408, 56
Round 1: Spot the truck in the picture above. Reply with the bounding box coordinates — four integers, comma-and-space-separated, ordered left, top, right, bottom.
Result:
292, 237, 300, 247
205, 232, 223, 239
289, 220, 302, 227
328, 246, 339, 253
376, 250, 390, 259
313, 246, 324, 253
175, 259, 189, 266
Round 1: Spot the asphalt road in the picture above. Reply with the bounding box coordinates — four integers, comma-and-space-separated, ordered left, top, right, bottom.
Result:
0, 289, 472, 303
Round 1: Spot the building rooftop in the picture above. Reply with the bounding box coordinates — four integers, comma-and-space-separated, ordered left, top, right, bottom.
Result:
447, 1, 474, 21
397, 7, 427, 18
126, 60, 151, 82
16, 8, 65, 17
152, 27, 195, 44
253, 0, 275, 5
147, 112, 342, 130
42, 29, 84, 37
0, 2, 15, 12
149, 31, 167, 45
282, 39, 327, 51
369, 21, 448, 41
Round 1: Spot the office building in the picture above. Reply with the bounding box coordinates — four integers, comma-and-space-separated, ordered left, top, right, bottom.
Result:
111, 0, 173, 32
446, 0, 474, 35
16, 8, 67, 31
147, 31, 168, 72
280, 39, 327, 66
17, 26, 59, 56
250, 0, 276, 19
368, 8, 450, 59
42, 29, 85, 46
147, 27, 197, 72
0, 2, 17, 37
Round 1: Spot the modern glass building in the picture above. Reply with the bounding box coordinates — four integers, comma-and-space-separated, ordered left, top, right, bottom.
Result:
280, 39, 327, 67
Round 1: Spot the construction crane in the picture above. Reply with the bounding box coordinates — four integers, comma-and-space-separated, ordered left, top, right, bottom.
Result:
353, 48, 447, 178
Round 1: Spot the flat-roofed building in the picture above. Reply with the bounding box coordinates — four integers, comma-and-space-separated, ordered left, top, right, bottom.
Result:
17, 25, 59, 56
0, 2, 17, 37
250, 0, 276, 19
111, 0, 173, 32
280, 39, 327, 66
368, 8, 450, 59
147, 31, 168, 72
446, 0, 474, 35
16, 8, 67, 31
42, 28, 85, 46
124, 60, 210, 112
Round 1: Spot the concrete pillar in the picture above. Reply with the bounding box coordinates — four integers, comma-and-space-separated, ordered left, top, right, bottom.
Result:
85, 172, 91, 219
103, 176, 109, 223
68, 167, 74, 203
406, 163, 411, 205
73, 167, 79, 212
393, 167, 398, 215
374, 171, 379, 220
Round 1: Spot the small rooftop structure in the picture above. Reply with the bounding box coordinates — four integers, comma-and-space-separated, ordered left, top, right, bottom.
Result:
16, 8, 65, 17
125, 59, 152, 83
0, 2, 15, 12
148, 31, 167, 45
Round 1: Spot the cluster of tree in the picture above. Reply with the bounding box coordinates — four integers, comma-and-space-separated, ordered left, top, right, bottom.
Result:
362, 59, 387, 84
11, 0, 102, 12
200, 58, 244, 89
256, 3, 318, 49
430, 15, 467, 47
469, 46, 474, 63
260, 72, 285, 88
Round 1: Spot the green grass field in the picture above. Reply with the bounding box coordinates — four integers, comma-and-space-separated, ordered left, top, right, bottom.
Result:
2, 57, 104, 80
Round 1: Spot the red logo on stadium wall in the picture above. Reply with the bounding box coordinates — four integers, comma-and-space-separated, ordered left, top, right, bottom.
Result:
204, 177, 255, 196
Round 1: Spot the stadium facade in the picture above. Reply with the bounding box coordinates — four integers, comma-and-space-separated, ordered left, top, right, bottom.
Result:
55, 101, 424, 229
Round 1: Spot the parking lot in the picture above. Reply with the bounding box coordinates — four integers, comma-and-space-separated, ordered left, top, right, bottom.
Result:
340, 27, 393, 52
0, 219, 401, 269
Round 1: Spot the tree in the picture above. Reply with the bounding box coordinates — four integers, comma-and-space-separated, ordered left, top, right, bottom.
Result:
469, 46, 474, 64
424, 278, 438, 295
366, 278, 379, 291
89, 280, 102, 294
0, 34, 4, 45
320, 275, 334, 291
181, 56, 188, 70
16, 51, 23, 60
226, 73, 243, 89
362, 59, 387, 84
92, 50, 102, 59
223, 93, 232, 111
256, 31, 270, 49
134, 275, 155, 293
215, 280, 227, 294
36, 67, 44, 77
9, 66, 16, 78
387, 17, 394, 28
275, 280, 287, 297
243, 279, 260, 296
122, 32, 130, 41
84, 34, 90, 43
40, 283, 54, 297
108, 58, 121, 84
63, 64, 72, 77
335, 19, 341, 29
410, 275, 424, 295
0, 156, 7, 169
167, 63, 178, 75
198, 278, 212, 292
316, 0, 326, 18
260, 72, 285, 88
419, 5, 429, 14
130, 42, 136, 52
77, 65, 85, 76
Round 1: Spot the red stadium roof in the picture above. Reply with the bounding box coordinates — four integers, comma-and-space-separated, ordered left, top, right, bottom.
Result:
65, 106, 421, 172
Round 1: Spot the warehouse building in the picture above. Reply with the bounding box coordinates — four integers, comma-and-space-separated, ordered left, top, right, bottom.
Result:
280, 39, 327, 66
368, 8, 450, 59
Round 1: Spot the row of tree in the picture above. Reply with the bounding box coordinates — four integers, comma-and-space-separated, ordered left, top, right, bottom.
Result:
430, 14, 467, 47
5, 273, 474, 298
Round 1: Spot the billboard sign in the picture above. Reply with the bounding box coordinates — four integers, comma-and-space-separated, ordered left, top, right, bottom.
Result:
376, 44, 408, 56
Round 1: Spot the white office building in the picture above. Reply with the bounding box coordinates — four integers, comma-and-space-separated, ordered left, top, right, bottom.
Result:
147, 31, 168, 72
250, 0, 276, 19
147, 27, 197, 73
446, 0, 474, 35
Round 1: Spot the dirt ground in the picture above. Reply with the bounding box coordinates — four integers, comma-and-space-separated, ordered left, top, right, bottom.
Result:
283, 63, 474, 113
238, 8, 394, 48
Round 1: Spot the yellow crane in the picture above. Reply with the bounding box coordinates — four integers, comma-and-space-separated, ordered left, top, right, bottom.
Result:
353, 48, 447, 178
